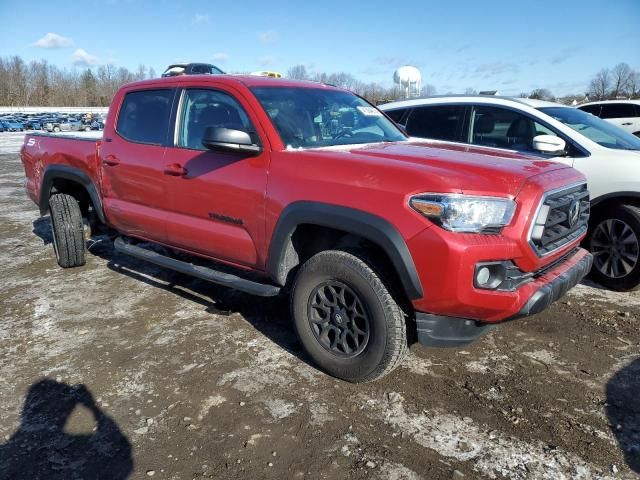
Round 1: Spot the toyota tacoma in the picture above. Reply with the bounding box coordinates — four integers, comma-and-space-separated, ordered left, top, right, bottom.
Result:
21, 75, 592, 382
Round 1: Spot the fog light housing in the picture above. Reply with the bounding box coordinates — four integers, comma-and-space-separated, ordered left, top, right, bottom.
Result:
474, 262, 508, 290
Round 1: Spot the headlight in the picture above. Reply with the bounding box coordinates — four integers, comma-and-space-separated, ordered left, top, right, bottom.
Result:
410, 193, 516, 233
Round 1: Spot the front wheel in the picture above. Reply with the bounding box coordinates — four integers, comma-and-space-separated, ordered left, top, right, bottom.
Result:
53, 126, 60, 132
291, 250, 407, 382
587, 204, 640, 291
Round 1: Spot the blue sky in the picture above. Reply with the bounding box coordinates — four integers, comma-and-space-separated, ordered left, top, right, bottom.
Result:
1, 0, 638, 96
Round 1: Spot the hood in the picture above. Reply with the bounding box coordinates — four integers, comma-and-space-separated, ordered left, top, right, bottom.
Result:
304, 140, 572, 197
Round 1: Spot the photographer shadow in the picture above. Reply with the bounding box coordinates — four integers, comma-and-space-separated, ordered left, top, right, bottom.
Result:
607, 358, 640, 473
0, 379, 133, 480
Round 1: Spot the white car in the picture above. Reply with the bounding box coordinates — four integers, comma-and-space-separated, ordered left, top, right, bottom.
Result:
380, 95, 640, 291
577, 100, 640, 137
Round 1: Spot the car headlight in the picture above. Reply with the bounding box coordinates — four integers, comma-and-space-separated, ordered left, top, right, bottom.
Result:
410, 193, 516, 233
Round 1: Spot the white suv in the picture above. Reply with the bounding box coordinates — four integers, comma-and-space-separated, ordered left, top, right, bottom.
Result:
380, 96, 640, 291
577, 100, 640, 137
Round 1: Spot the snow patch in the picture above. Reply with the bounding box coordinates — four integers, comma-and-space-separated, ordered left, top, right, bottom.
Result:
198, 394, 226, 420
262, 398, 296, 419
369, 392, 607, 480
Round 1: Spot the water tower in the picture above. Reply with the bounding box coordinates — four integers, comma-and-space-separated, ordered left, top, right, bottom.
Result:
393, 66, 422, 98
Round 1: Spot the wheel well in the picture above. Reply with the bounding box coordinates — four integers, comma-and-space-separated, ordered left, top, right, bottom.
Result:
49, 178, 93, 217
280, 224, 409, 305
590, 196, 640, 223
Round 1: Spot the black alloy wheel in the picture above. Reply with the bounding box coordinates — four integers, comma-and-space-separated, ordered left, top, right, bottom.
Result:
307, 281, 370, 357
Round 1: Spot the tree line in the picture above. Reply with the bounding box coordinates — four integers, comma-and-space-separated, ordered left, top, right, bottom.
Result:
0, 56, 156, 107
286, 64, 433, 105
0, 55, 637, 107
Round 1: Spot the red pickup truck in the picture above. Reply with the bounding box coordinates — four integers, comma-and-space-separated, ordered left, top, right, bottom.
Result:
21, 75, 592, 382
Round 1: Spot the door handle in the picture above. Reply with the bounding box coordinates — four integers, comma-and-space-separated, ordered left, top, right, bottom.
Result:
103, 155, 120, 166
621, 122, 632, 126
164, 163, 188, 176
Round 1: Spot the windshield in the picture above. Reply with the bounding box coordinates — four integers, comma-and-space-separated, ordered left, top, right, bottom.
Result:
539, 107, 640, 151
251, 86, 407, 149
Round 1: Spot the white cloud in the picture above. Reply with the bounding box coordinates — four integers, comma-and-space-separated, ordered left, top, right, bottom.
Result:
258, 30, 278, 44
257, 55, 276, 67
193, 13, 209, 24
212, 52, 229, 63
33, 32, 73, 49
72, 49, 99, 67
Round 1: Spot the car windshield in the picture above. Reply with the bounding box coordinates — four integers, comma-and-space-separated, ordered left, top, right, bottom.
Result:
539, 106, 640, 151
251, 86, 407, 149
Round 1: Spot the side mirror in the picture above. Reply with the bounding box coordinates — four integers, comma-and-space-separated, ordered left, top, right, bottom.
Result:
202, 127, 261, 155
532, 134, 566, 156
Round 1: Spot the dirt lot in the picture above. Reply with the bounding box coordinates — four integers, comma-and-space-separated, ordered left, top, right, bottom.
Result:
0, 132, 638, 479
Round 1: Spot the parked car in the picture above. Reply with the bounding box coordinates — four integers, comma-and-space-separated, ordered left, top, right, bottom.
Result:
250, 71, 283, 78
21, 76, 591, 382
161, 63, 225, 77
0, 119, 24, 132
90, 119, 104, 130
23, 119, 42, 130
577, 100, 640, 137
380, 95, 640, 290
43, 118, 82, 132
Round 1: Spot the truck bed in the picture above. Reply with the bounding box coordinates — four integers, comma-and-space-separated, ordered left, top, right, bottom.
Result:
21, 132, 101, 208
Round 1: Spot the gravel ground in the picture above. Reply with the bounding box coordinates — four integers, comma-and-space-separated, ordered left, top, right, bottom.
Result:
0, 132, 638, 479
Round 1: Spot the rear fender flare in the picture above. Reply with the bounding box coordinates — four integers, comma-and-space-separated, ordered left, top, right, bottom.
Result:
40, 165, 106, 224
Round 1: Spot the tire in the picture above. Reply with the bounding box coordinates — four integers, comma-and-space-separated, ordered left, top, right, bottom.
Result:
587, 204, 640, 291
49, 193, 86, 268
53, 126, 60, 132
291, 250, 407, 382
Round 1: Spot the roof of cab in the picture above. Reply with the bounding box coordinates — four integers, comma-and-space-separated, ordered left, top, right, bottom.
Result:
121, 74, 341, 91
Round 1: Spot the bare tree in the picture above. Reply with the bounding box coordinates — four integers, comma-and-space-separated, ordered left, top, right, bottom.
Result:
588, 68, 611, 100
610, 62, 633, 98
287, 64, 309, 80
628, 71, 640, 99
529, 88, 555, 101
421, 84, 437, 96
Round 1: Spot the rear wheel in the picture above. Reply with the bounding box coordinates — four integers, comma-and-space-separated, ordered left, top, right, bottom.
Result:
291, 250, 407, 382
588, 204, 640, 291
53, 126, 60, 132
49, 193, 86, 268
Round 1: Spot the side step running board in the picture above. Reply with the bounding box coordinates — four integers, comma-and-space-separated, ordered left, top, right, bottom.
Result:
113, 237, 281, 297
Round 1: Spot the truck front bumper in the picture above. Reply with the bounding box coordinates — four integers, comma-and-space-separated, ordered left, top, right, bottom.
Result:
415, 249, 593, 347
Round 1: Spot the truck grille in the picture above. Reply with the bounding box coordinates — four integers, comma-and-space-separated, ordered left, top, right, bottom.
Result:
529, 183, 589, 257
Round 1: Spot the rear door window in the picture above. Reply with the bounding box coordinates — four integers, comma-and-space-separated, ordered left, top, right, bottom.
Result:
116, 89, 175, 145
578, 104, 602, 116
404, 105, 465, 141
469, 105, 558, 153
384, 108, 408, 124
600, 103, 637, 119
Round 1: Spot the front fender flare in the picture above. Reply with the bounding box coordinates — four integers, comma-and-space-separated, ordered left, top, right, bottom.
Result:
267, 201, 424, 300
